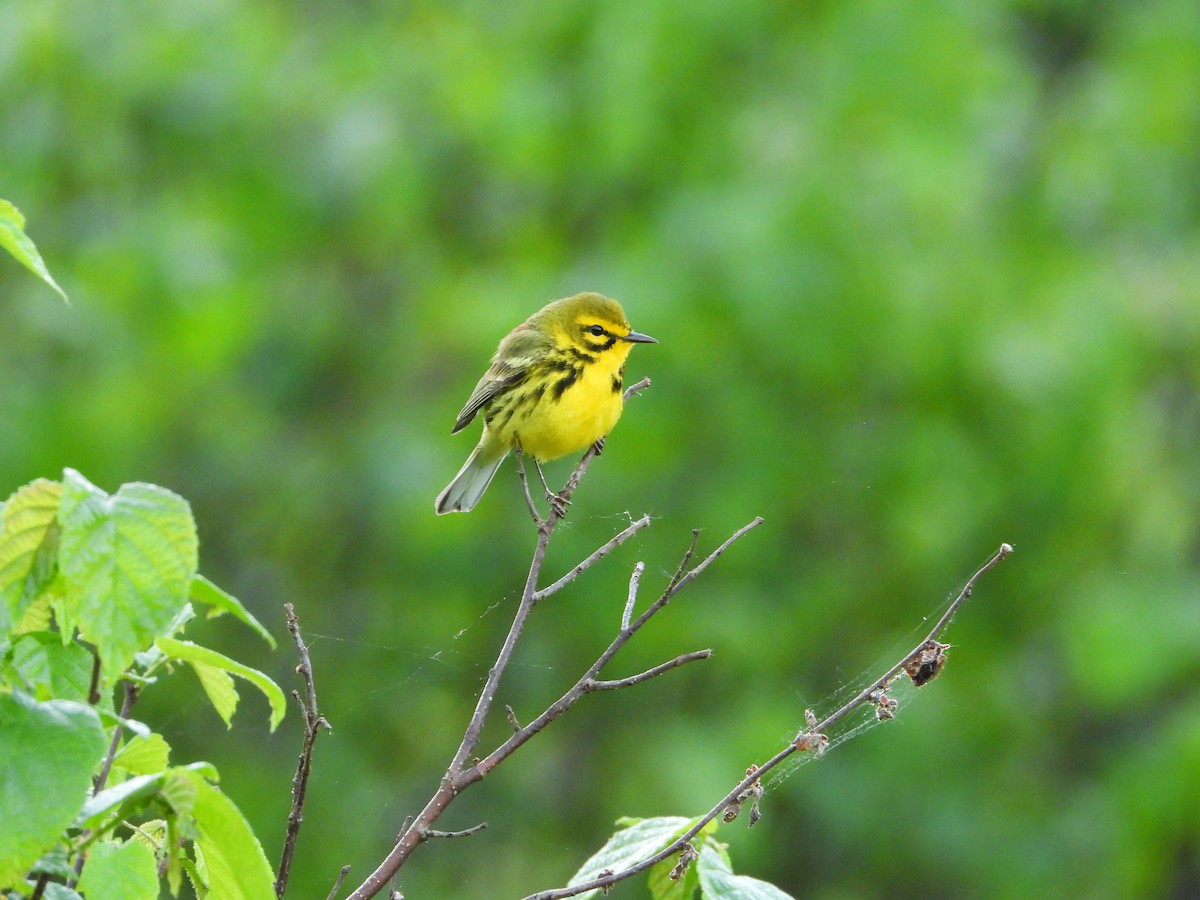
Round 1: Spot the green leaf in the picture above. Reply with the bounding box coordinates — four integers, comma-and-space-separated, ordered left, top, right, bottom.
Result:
568, 817, 694, 898
190, 575, 276, 648
76, 838, 158, 900
696, 844, 795, 900
186, 770, 276, 900
0, 692, 108, 887
161, 767, 199, 818
9, 632, 94, 701
0, 200, 68, 301
191, 661, 238, 728
649, 848, 701, 900
156, 637, 285, 731
41, 884, 84, 900
113, 732, 172, 776
78, 773, 166, 831
0, 478, 63, 636
95, 708, 150, 739
58, 470, 198, 684
78, 762, 216, 831
15, 591, 53, 633
28, 846, 74, 880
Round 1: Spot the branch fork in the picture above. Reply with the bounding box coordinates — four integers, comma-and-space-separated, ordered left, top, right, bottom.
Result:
341, 382, 764, 900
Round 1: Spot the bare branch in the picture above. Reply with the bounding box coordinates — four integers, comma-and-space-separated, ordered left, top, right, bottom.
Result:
71, 677, 141, 887
277, 602, 333, 899
344, 383, 758, 900
623, 376, 652, 401
534, 516, 652, 602
588, 650, 712, 691
807, 542, 1014, 737
326, 866, 352, 900
662, 517, 764, 602
419, 822, 488, 840
461, 519, 763, 783
345, 442, 610, 899
666, 530, 700, 594
521, 542, 1014, 900
621, 561, 645, 631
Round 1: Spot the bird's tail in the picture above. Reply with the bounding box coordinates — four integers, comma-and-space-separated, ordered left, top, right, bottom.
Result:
435, 442, 508, 514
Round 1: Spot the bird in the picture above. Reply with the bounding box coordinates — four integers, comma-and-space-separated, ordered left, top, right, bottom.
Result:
435, 292, 656, 514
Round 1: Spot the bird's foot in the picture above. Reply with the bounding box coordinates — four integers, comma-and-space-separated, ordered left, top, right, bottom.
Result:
547, 491, 571, 519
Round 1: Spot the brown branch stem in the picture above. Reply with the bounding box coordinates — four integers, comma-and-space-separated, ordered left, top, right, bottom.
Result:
588, 650, 713, 690
460, 519, 762, 785
326, 866, 352, 900
522, 542, 1014, 900
534, 516, 652, 602
345, 382, 763, 900
70, 677, 140, 887
276, 603, 332, 898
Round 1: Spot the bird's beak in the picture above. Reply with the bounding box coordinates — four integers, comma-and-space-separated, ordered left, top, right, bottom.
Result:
622, 330, 657, 344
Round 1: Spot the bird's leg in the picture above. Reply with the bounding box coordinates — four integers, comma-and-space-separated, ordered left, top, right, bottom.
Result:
512, 442, 544, 525
593, 436, 606, 455
533, 459, 571, 518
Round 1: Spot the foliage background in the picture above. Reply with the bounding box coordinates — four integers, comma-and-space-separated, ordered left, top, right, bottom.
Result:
3, 0, 1199, 897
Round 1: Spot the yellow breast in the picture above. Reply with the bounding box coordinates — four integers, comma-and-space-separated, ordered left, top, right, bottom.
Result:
510, 350, 628, 461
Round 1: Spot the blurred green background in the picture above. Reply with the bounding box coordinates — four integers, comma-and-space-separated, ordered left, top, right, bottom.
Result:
4, 0, 1200, 897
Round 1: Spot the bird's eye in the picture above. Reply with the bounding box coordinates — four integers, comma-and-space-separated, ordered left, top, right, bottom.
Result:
587, 324, 605, 337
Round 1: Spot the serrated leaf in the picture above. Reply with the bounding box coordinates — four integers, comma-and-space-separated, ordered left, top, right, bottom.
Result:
186, 771, 275, 900
29, 846, 73, 879
156, 637, 284, 731
113, 732, 171, 776
696, 844, 795, 900
568, 817, 694, 898
78, 773, 166, 830
0, 692, 108, 886
16, 591, 53, 633
190, 575, 275, 648
0, 478, 63, 635
184, 848, 209, 899
76, 838, 158, 900
161, 767, 199, 818
42, 884, 84, 900
9, 632, 94, 701
0, 200, 68, 301
95, 708, 150, 739
78, 763, 216, 831
58, 470, 198, 684
191, 661, 239, 728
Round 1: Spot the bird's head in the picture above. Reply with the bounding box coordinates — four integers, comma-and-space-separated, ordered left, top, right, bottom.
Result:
537, 292, 657, 358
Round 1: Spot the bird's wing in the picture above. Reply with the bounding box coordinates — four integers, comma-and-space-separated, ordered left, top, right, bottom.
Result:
450, 325, 548, 433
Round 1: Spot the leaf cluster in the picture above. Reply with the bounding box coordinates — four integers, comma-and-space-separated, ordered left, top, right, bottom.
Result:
0, 469, 282, 899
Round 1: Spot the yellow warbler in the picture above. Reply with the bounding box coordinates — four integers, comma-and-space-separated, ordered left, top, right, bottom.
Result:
435, 292, 656, 514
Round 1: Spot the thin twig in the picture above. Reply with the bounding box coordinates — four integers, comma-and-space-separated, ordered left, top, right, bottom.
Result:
623, 377, 652, 402
70, 678, 140, 886
419, 822, 488, 840
661, 519, 763, 602
277, 603, 333, 899
346, 384, 678, 900
326, 865, 352, 900
534, 517, 652, 602
666, 530, 701, 594
87, 650, 101, 704
522, 542, 1014, 900
460, 520, 763, 784
621, 562, 645, 631
588, 650, 712, 690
